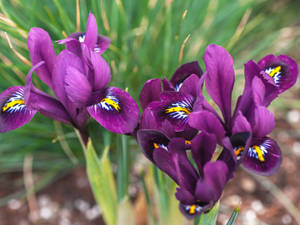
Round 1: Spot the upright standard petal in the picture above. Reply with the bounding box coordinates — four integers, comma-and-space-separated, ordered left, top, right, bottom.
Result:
87, 87, 139, 134
258, 55, 298, 93
139, 79, 162, 110
0, 86, 36, 132
242, 137, 282, 176
27, 28, 56, 88
204, 44, 234, 127
84, 12, 98, 50
90, 52, 111, 91
252, 106, 275, 138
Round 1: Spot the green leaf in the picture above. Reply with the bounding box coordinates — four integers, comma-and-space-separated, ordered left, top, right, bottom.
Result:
195, 202, 220, 225
117, 196, 136, 225
85, 140, 117, 225
226, 206, 240, 225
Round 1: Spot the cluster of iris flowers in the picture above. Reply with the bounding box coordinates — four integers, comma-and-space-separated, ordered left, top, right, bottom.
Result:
0, 12, 298, 219
137, 45, 298, 218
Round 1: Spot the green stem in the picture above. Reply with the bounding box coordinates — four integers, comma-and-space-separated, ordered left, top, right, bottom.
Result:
117, 135, 129, 202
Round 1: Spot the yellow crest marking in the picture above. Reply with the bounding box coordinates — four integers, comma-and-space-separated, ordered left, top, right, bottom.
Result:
234, 147, 244, 156
253, 145, 265, 162
189, 205, 197, 214
185, 140, 191, 145
268, 66, 281, 78
165, 106, 191, 115
101, 98, 120, 111
2, 99, 25, 112
153, 142, 159, 149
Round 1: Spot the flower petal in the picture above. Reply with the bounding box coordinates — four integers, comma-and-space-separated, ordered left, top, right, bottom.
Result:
84, 12, 98, 50
191, 132, 217, 175
25, 62, 72, 124
232, 111, 251, 134
188, 110, 225, 143
87, 87, 139, 134
170, 61, 203, 90
204, 44, 234, 127
179, 201, 214, 219
242, 137, 282, 175
136, 129, 170, 162
0, 86, 36, 132
139, 79, 162, 110
179, 74, 200, 97
65, 66, 92, 107
252, 106, 275, 138
90, 52, 111, 91
94, 35, 110, 54
27, 28, 56, 88
149, 92, 195, 132
259, 54, 298, 93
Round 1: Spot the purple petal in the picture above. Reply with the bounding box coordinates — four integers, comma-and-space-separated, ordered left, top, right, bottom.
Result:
27, 28, 56, 88
175, 187, 196, 205
139, 79, 162, 110
136, 129, 170, 162
65, 66, 92, 107
87, 87, 139, 134
232, 111, 251, 134
0, 86, 36, 132
90, 52, 111, 91
258, 55, 298, 93
242, 137, 282, 175
253, 106, 275, 138
194, 179, 216, 203
94, 35, 110, 54
202, 161, 229, 200
25, 62, 72, 124
52, 50, 84, 109
188, 110, 225, 143
170, 61, 203, 89
179, 74, 200, 97
149, 92, 195, 132
169, 138, 198, 192
179, 201, 214, 219
84, 12, 98, 50
204, 44, 234, 126
191, 132, 217, 175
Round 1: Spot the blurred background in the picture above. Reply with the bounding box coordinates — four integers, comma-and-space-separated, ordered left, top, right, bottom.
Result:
0, 0, 300, 224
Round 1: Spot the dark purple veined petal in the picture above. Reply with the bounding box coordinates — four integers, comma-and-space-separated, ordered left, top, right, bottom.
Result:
242, 137, 282, 176
188, 110, 225, 143
170, 61, 203, 90
191, 131, 217, 176
137, 129, 170, 162
203, 44, 234, 127
149, 92, 195, 132
27, 27, 56, 88
179, 201, 214, 220
232, 111, 251, 134
258, 55, 298, 93
25, 62, 72, 125
0, 86, 36, 133
139, 79, 162, 110
87, 87, 139, 134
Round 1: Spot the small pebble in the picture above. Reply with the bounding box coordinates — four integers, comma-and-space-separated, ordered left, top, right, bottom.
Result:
7, 199, 21, 210
282, 214, 292, 224
287, 110, 300, 124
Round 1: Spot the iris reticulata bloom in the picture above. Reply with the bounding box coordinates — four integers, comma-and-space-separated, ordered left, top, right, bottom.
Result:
137, 43, 298, 218
0, 13, 139, 137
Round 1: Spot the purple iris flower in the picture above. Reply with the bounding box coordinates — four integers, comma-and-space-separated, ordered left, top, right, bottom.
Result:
139, 62, 203, 140
137, 130, 230, 219
0, 13, 139, 139
189, 44, 298, 176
